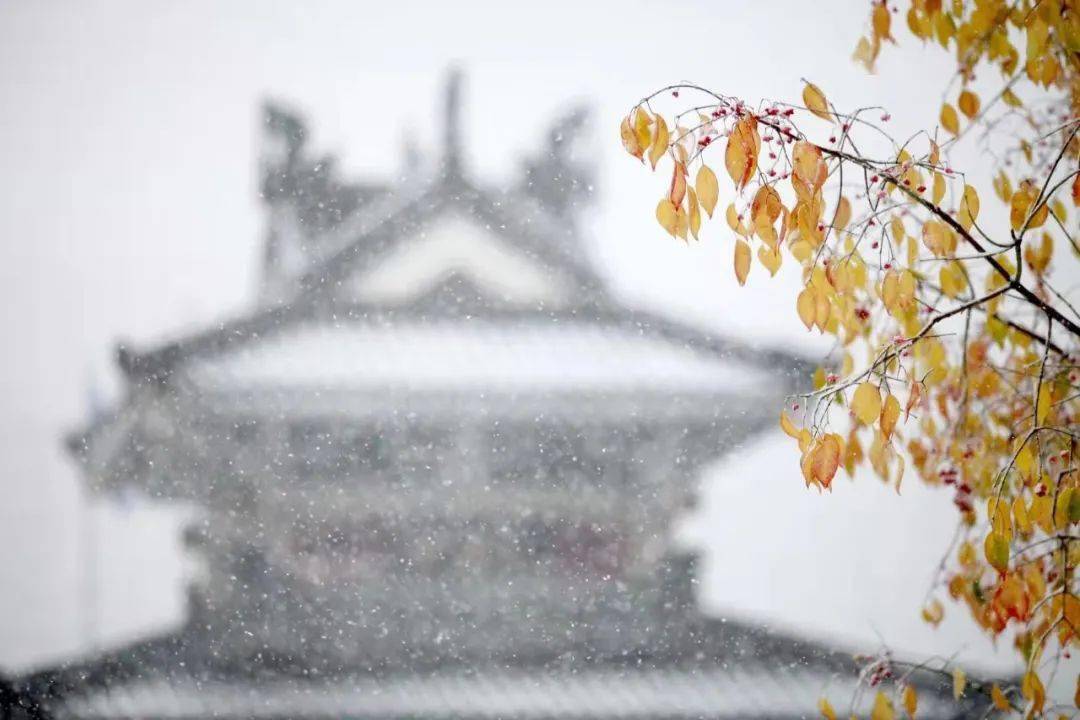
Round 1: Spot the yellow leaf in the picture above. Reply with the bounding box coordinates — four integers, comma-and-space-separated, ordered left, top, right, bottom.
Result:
994, 171, 1013, 203
940, 103, 959, 135
1013, 495, 1033, 537
902, 684, 917, 718
921, 598, 944, 626
1031, 494, 1054, 535
620, 116, 643, 160
674, 206, 689, 241
687, 187, 701, 241
1055, 487, 1077, 529
939, 262, 965, 299
725, 203, 743, 234
803, 81, 833, 122
792, 141, 828, 193
988, 497, 1013, 540
1036, 384, 1050, 425
984, 532, 1009, 573
922, 221, 952, 256
991, 683, 1009, 711
871, 691, 895, 720
656, 199, 678, 236
931, 172, 946, 206
1015, 441, 1036, 482
853, 35, 880, 72
957, 89, 980, 118
880, 394, 901, 440
1010, 179, 1048, 231
834, 196, 852, 231
696, 165, 719, 217
852, 382, 883, 425
882, 270, 899, 313
814, 289, 831, 332
952, 668, 966, 700
819, 697, 837, 720
957, 184, 979, 230
758, 244, 782, 276
872, 4, 894, 43
634, 107, 653, 155
1022, 670, 1045, 714
648, 114, 669, 170
734, 239, 751, 285
1052, 198, 1067, 223
780, 411, 801, 439
797, 287, 817, 330
905, 382, 922, 421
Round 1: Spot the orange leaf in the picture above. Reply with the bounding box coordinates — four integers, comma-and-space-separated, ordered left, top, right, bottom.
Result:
952, 668, 966, 700
811, 434, 842, 489
872, 4, 894, 43
957, 89, 980, 119
901, 684, 917, 718
669, 161, 687, 207
880, 394, 901, 439
990, 683, 1009, 711
802, 81, 833, 122
725, 115, 760, 190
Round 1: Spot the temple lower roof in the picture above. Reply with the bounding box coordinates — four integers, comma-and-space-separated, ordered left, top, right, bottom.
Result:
50, 662, 963, 720
182, 320, 773, 397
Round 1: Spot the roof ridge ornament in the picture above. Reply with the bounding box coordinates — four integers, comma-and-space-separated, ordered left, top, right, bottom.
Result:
442, 66, 464, 181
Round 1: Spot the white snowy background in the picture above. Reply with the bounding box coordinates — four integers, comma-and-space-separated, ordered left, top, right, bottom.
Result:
1, 0, 1076, 699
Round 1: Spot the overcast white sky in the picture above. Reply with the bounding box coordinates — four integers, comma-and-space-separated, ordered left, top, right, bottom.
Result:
1, 0, 1075, 696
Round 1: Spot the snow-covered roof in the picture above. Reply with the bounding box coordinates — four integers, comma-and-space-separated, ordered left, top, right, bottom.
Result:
53, 664, 962, 720
183, 321, 773, 397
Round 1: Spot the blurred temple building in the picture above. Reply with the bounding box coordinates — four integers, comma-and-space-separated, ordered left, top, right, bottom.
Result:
13, 71, 966, 718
